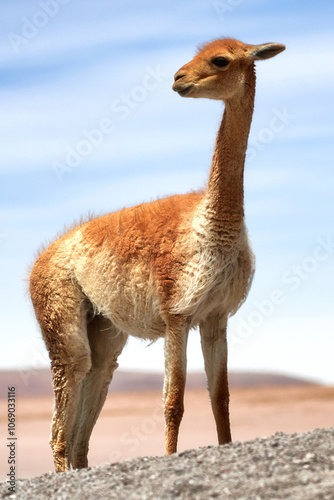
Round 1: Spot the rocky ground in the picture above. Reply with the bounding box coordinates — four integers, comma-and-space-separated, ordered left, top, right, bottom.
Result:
1, 428, 334, 500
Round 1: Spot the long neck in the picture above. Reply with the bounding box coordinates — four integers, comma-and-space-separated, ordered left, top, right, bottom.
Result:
205, 64, 256, 235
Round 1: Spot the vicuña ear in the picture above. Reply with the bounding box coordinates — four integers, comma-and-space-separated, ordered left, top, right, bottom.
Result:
249, 43, 286, 60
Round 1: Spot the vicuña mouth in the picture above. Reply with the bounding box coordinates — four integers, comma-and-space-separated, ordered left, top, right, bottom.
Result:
172, 83, 194, 97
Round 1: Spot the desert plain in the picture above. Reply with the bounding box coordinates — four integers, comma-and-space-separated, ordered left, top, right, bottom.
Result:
1, 369, 333, 481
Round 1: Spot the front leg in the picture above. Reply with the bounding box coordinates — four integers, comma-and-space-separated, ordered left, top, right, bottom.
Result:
199, 315, 231, 444
163, 316, 189, 454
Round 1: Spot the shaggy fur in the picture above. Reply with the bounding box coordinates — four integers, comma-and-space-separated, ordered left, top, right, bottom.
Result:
29, 37, 285, 472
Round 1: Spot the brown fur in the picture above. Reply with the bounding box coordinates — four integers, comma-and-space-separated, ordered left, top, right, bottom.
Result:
29, 37, 285, 472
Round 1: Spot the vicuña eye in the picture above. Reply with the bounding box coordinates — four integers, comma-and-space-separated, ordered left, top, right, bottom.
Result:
211, 57, 230, 68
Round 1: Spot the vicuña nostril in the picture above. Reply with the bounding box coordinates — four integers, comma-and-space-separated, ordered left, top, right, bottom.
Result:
174, 73, 186, 82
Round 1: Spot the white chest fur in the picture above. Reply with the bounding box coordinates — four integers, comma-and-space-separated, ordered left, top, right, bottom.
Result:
171, 209, 253, 326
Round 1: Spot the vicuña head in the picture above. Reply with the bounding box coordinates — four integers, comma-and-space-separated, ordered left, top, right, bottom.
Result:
172, 38, 285, 101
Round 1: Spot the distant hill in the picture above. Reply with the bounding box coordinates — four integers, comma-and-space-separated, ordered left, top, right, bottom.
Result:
0, 369, 318, 399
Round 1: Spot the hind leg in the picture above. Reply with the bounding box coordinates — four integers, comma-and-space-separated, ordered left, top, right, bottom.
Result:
30, 257, 92, 472
70, 315, 127, 469
49, 301, 92, 472
50, 354, 91, 472
33, 291, 92, 472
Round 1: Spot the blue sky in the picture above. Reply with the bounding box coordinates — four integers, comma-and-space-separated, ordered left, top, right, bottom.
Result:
1, 0, 333, 383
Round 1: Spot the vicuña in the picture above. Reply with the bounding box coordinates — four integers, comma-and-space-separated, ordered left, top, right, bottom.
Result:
30, 37, 285, 472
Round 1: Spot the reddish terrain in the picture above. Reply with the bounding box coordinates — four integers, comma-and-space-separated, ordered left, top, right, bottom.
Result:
0, 371, 333, 481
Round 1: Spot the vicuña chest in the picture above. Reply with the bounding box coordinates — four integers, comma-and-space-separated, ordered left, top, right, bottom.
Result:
170, 217, 253, 324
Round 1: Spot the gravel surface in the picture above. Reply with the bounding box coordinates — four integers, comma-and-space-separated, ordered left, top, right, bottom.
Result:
2, 428, 334, 499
